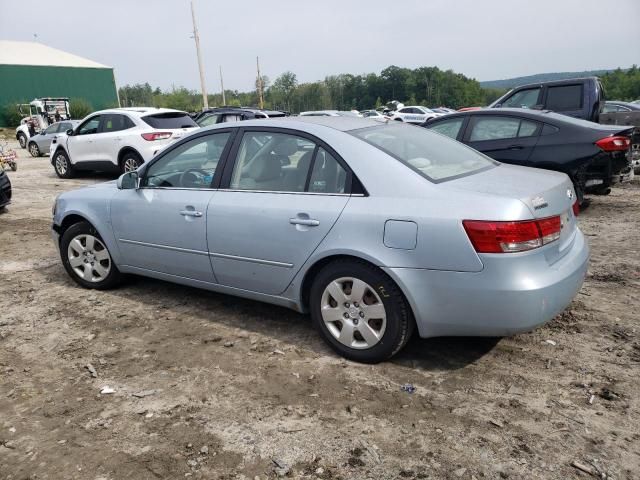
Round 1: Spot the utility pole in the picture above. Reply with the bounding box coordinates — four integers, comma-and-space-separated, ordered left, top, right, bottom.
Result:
219, 66, 226, 105
190, 0, 208, 110
256, 56, 264, 109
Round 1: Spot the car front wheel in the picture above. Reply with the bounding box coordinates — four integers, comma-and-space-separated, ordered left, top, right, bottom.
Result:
53, 150, 74, 178
310, 260, 414, 363
60, 222, 122, 290
28, 142, 40, 157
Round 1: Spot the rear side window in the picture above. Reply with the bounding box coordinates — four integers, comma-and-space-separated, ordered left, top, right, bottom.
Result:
142, 112, 197, 129
101, 114, 133, 133
309, 148, 347, 194
546, 84, 583, 111
469, 117, 539, 141
352, 124, 496, 182
501, 88, 541, 109
428, 118, 464, 139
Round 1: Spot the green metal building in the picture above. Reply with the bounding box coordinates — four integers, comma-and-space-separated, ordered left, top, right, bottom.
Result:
0, 40, 119, 126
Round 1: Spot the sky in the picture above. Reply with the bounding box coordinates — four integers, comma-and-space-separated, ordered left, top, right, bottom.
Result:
1, 0, 639, 93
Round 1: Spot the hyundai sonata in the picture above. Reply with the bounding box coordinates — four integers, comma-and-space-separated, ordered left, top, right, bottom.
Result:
52, 117, 589, 363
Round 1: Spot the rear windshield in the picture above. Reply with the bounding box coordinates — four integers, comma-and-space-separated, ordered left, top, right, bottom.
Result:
351, 124, 496, 182
142, 112, 197, 129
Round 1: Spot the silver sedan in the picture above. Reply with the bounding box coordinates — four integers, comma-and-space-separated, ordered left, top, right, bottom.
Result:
28, 120, 79, 157
51, 117, 589, 363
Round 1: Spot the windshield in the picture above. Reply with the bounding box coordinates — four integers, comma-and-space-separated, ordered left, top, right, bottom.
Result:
142, 112, 197, 129
351, 124, 496, 182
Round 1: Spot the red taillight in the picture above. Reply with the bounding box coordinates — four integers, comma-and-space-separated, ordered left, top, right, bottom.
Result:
595, 135, 631, 152
141, 132, 172, 141
572, 200, 579, 217
463, 216, 561, 253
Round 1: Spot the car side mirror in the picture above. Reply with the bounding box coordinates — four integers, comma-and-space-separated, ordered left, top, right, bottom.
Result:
66, 129, 74, 136
117, 171, 139, 190
531, 104, 544, 110
494, 103, 502, 108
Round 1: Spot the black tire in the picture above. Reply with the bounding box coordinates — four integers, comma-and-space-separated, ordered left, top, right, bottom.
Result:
17, 133, 27, 149
60, 221, 122, 290
309, 259, 414, 363
120, 151, 143, 174
53, 149, 74, 178
28, 142, 40, 157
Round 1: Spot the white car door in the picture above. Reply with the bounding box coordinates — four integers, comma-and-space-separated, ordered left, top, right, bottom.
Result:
67, 115, 102, 164
92, 113, 134, 166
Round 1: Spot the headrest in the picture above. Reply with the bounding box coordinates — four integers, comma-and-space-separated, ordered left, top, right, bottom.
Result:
252, 155, 282, 182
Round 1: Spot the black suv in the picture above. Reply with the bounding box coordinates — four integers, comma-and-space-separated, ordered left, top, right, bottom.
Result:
0, 170, 12, 210
193, 107, 288, 127
490, 77, 605, 123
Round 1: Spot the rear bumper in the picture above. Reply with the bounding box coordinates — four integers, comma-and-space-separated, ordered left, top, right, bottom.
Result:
384, 230, 589, 338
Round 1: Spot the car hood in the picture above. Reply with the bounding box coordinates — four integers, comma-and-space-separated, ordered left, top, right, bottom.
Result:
82, 180, 118, 189
448, 163, 574, 218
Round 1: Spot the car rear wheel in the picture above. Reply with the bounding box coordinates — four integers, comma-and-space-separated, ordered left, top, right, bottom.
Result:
60, 222, 122, 290
17, 133, 27, 149
121, 152, 143, 173
53, 150, 74, 178
28, 142, 40, 157
310, 260, 414, 363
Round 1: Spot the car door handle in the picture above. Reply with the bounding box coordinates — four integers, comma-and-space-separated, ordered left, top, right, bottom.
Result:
180, 210, 203, 217
508, 145, 524, 150
289, 218, 320, 227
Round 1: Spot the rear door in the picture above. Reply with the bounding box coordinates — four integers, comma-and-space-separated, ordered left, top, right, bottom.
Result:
94, 113, 135, 164
207, 128, 351, 295
464, 115, 541, 165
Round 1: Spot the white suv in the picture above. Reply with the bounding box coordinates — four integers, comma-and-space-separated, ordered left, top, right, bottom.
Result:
390, 106, 440, 124
50, 108, 198, 178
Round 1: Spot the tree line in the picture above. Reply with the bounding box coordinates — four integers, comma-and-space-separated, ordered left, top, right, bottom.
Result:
118, 65, 507, 113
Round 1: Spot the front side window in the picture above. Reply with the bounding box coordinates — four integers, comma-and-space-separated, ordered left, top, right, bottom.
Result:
229, 132, 315, 192
469, 117, 539, 141
501, 88, 541, 109
352, 124, 495, 182
309, 148, 347, 194
58, 122, 73, 132
428, 118, 464, 139
546, 84, 583, 111
144, 132, 230, 189
77, 116, 101, 135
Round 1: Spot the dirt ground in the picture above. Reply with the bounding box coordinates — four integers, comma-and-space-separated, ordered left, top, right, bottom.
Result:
0, 136, 638, 480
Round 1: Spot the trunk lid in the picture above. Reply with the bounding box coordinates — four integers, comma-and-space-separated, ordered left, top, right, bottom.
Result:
449, 163, 578, 264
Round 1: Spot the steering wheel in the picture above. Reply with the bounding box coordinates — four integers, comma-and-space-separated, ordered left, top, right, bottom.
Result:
179, 168, 210, 188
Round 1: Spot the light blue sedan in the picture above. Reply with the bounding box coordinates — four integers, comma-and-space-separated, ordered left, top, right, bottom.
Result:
52, 117, 589, 363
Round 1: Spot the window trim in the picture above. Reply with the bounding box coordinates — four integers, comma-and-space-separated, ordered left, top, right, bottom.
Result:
139, 127, 237, 190
218, 126, 362, 196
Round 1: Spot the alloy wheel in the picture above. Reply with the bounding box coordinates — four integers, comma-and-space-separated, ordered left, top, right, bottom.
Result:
123, 157, 140, 172
67, 234, 112, 283
320, 277, 387, 349
55, 154, 68, 175
29, 143, 40, 157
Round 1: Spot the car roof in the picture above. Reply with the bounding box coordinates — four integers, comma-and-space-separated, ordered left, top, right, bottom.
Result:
505, 76, 599, 91
93, 107, 188, 117
201, 116, 382, 132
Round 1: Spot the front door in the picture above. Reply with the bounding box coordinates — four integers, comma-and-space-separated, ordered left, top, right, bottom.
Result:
208, 129, 351, 295
93, 113, 134, 164
67, 115, 102, 164
110, 131, 233, 282
464, 115, 541, 166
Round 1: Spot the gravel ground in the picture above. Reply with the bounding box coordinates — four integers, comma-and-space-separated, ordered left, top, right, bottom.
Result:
0, 137, 638, 480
